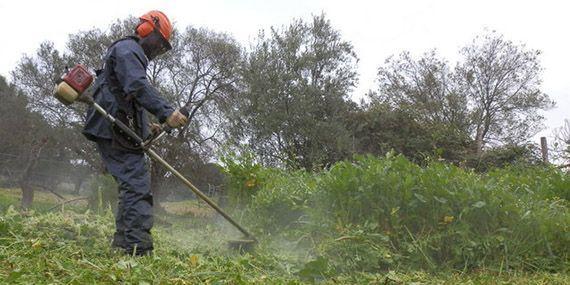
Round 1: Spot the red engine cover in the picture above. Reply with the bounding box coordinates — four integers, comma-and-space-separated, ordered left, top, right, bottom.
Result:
63, 64, 93, 94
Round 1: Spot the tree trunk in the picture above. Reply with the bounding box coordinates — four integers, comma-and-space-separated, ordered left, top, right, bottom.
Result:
474, 122, 489, 157
475, 134, 484, 157
19, 138, 48, 210
20, 181, 34, 210
73, 176, 85, 195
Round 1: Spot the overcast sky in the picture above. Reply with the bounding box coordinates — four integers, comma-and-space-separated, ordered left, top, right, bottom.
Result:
0, 0, 568, 141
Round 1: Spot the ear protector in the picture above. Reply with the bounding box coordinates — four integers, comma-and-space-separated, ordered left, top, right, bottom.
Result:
136, 16, 160, 38
136, 21, 154, 38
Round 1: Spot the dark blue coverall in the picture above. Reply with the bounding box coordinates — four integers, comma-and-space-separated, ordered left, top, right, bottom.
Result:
83, 36, 174, 254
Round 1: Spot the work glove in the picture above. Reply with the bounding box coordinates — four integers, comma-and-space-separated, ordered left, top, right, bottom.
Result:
166, 109, 188, 128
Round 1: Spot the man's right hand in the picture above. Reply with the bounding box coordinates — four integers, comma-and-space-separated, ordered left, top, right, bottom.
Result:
166, 109, 188, 128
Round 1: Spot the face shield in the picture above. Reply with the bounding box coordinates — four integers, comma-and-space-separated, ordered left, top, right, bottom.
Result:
139, 30, 172, 60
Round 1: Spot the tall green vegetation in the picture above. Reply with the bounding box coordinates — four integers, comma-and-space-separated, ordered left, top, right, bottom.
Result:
224, 154, 569, 273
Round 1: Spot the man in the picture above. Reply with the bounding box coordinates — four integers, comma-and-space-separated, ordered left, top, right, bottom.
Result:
82, 10, 187, 256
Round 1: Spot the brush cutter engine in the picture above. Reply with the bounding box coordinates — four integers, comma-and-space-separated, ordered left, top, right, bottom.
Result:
53, 64, 94, 105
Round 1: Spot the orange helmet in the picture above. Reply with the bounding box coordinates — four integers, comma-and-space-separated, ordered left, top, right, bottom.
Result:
136, 10, 173, 41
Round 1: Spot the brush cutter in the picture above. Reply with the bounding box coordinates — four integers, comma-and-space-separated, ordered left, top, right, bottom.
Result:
54, 65, 257, 251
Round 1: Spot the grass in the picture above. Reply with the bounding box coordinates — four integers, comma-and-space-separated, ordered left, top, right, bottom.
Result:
0, 186, 568, 284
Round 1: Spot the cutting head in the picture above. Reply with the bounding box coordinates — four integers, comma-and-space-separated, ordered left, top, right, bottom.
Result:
227, 238, 258, 252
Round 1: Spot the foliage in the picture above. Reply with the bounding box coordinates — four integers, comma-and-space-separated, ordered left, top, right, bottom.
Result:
228, 14, 358, 169
346, 103, 472, 164
220, 152, 266, 206
456, 31, 555, 153
243, 169, 314, 234
223, 154, 569, 273
370, 31, 554, 160
221, 151, 315, 234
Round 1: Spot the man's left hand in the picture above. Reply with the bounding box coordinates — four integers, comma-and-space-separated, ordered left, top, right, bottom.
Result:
149, 123, 162, 136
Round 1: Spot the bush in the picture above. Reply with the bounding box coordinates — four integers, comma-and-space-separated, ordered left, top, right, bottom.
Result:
221, 152, 315, 234
221, 152, 265, 206
244, 169, 314, 234
224, 153, 569, 272
311, 154, 569, 271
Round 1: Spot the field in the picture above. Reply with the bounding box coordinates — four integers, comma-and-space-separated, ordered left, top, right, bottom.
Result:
0, 155, 568, 284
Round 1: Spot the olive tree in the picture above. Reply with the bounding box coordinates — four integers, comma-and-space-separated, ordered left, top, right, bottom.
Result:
229, 14, 359, 169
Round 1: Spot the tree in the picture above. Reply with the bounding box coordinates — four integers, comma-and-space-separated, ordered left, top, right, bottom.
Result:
369, 51, 472, 162
0, 75, 54, 209
370, 32, 555, 163
373, 50, 469, 130
456, 31, 554, 155
230, 14, 359, 169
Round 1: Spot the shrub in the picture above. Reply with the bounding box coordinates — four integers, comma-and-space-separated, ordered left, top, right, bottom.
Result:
224, 153, 569, 272
310, 154, 569, 271
221, 152, 265, 206
243, 169, 314, 234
